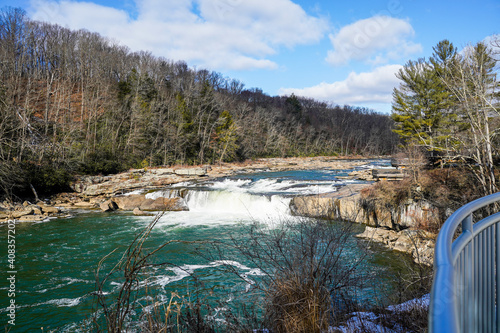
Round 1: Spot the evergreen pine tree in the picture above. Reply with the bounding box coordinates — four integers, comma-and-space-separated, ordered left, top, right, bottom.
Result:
392, 40, 463, 156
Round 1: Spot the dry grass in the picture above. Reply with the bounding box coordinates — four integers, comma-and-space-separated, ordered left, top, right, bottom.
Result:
266, 273, 331, 333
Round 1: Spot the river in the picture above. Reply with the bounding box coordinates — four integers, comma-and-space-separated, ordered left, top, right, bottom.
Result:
0, 160, 412, 331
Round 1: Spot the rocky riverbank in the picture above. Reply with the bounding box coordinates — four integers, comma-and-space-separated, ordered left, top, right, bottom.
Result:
0, 156, 374, 221
0, 200, 68, 222
290, 183, 437, 265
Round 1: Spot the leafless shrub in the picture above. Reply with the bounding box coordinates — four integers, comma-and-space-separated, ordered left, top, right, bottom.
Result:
90, 212, 209, 332
207, 217, 368, 333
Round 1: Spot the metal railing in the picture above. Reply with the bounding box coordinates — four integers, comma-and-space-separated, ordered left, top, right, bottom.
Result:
429, 192, 500, 333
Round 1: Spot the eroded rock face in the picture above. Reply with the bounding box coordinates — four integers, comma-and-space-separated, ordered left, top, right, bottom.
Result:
290, 184, 373, 224
290, 183, 438, 265
290, 184, 440, 230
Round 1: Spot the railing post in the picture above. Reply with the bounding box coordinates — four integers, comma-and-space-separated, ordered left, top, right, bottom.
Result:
497, 223, 500, 331
463, 214, 473, 333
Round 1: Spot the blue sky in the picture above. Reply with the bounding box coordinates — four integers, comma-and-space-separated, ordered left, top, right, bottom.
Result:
2, 0, 499, 113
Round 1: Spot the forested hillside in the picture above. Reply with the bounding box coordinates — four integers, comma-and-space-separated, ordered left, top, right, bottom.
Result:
0, 7, 398, 199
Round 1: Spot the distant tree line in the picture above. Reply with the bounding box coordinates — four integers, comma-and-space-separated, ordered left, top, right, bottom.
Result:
0, 7, 398, 199
392, 38, 500, 196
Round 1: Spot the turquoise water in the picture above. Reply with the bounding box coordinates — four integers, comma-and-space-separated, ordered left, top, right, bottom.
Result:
0, 162, 412, 331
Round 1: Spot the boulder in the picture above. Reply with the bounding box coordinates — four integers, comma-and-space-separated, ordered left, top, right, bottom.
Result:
100, 199, 118, 212
112, 194, 188, 211
393, 233, 413, 252
32, 206, 43, 215
348, 169, 374, 181
140, 197, 187, 211
357, 226, 398, 244
133, 207, 148, 215
174, 168, 207, 176
11, 208, 34, 218
112, 194, 147, 210
149, 168, 175, 175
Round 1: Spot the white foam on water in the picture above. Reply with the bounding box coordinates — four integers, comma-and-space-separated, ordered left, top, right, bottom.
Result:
186, 190, 291, 221
358, 159, 392, 169
248, 178, 296, 193
37, 277, 93, 293
144, 261, 265, 290
151, 265, 204, 287
18, 296, 85, 309
145, 189, 183, 199
204, 177, 339, 196
46, 297, 83, 307
208, 178, 252, 192
123, 189, 144, 196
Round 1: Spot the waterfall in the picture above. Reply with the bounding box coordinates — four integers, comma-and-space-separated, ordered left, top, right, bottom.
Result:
184, 190, 291, 220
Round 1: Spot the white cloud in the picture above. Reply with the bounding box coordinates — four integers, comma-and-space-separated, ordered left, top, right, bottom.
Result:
28, 0, 329, 70
279, 64, 403, 107
30, 0, 130, 31
326, 16, 422, 66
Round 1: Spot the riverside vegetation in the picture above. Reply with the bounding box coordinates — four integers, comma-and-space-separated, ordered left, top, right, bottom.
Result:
1, 5, 500, 332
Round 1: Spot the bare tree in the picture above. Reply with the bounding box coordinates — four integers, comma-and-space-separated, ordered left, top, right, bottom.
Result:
442, 42, 499, 195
